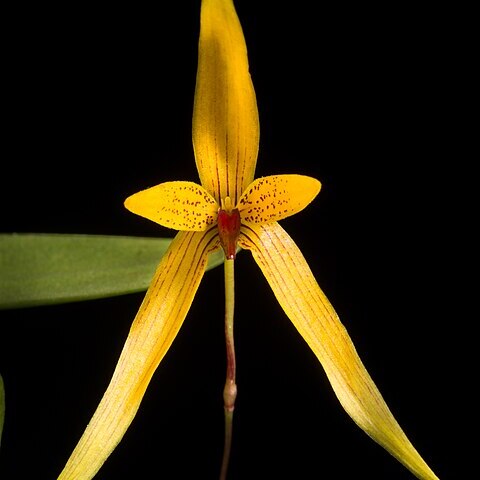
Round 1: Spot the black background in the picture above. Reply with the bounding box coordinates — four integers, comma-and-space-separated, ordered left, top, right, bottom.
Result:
1, 1, 471, 479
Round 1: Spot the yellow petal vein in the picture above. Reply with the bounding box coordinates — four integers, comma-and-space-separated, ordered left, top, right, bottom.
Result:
58, 229, 221, 480
193, 0, 259, 205
239, 222, 438, 480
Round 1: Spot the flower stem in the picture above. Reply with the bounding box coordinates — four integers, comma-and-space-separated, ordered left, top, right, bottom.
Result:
220, 258, 236, 480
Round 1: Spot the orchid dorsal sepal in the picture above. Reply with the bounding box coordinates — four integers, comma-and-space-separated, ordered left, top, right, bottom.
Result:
124, 181, 218, 231
238, 174, 321, 224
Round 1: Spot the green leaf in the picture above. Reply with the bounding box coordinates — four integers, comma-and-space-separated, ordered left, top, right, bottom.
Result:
0, 373, 4, 449
0, 234, 225, 309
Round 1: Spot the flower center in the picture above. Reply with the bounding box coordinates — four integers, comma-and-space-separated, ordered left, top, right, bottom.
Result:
218, 196, 241, 260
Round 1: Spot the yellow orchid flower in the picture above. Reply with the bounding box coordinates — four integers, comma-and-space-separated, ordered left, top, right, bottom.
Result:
58, 0, 439, 479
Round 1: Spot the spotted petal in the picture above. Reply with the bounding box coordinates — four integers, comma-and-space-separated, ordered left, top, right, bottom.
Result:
58, 230, 221, 480
124, 181, 218, 231
193, 0, 260, 205
239, 221, 439, 480
238, 175, 321, 224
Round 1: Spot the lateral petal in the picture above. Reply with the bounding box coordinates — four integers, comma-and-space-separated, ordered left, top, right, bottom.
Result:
238, 175, 321, 224
124, 181, 218, 231
193, 0, 260, 205
239, 222, 438, 480
58, 229, 221, 480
